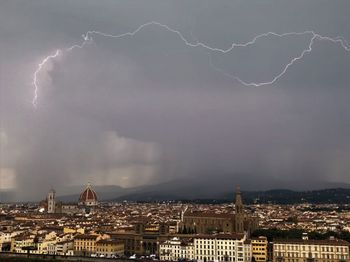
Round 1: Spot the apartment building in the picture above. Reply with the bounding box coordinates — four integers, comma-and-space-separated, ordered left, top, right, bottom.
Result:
194, 233, 252, 262
273, 238, 350, 262
252, 236, 268, 262
73, 234, 100, 256
96, 239, 124, 258
159, 237, 194, 261
47, 240, 74, 255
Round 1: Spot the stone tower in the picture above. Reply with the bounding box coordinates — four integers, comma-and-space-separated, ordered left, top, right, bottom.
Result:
47, 188, 56, 214
234, 186, 244, 233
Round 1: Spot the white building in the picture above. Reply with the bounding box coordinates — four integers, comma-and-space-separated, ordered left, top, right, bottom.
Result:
194, 233, 252, 262
160, 233, 252, 262
159, 237, 194, 261
47, 240, 74, 255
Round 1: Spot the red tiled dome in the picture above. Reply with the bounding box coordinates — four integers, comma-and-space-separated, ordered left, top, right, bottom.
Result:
79, 183, 98, 203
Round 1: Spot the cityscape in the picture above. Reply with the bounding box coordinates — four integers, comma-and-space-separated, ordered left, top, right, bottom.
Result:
0, 184, 349, 261
1, 0, 350, 262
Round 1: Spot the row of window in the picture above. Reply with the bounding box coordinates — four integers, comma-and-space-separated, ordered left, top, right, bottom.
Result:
161, 245, 192, 249
96, 248, 120, 252
253, 247, 266, 251
74, 241, 95, 246
196, 240, 244, 245
275, 252, 348, 259
197, 250, 244, 257
279, 258, 347, 262
199, 246, 245, 252
253, 252, 267, 255
195, 256, 245, 261
274, 245, 348, 253
75, 246, 94, 251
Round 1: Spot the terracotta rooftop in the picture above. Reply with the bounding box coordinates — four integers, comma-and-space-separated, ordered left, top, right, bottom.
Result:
79, 184, 98, 203
195, 233, 245, 240
74, 234, 99, 240
185, 211, 234, 219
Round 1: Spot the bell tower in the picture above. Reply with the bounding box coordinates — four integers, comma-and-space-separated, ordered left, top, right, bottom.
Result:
234, 186, 244, 233
47, 188, 56, 214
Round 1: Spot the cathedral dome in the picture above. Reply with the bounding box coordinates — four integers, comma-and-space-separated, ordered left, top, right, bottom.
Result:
79, 183, 98, 206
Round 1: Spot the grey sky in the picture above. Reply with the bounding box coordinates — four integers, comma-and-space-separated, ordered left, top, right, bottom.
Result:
0, 0, 349, 201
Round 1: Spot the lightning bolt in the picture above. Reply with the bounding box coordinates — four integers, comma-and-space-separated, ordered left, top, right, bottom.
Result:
32, 37, 92, 107
32, 21, 350, 107
32, 50, 60, 107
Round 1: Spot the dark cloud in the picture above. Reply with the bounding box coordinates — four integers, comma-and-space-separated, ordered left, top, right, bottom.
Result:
0, 0, 349, 201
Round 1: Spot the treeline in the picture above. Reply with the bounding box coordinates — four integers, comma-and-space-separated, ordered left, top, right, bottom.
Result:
184, 188, 350, 205
240, 188, 350, 204
252, 228, 350, 243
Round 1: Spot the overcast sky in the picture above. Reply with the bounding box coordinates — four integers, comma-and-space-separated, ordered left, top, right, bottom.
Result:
0, 0, 349, 201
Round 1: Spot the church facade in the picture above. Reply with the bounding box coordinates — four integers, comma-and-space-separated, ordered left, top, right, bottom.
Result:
179, 187, 258, 235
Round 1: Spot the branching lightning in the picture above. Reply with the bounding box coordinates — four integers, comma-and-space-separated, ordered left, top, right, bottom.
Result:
32, 50, 60, 107
32, 21, 350, 107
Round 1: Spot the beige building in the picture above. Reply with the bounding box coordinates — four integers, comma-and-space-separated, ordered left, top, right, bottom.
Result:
193, 233, 252, 262
273, 238, 350, 262
11, 235, 35, 253
96, 239, 124, 258
73, 234, 101, 256
63, 227, 85, 234
159, 237, 194, 261
252, 236, 268, 262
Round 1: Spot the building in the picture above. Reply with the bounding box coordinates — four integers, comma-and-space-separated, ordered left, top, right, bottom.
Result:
39, 188, 61, 214
47, 189, 56, 214
63, 227, 85, 235
78, 183, 98, 207
40, 184, 98, 215
193, 233, 252, 262
78, 183, 98, 214
96, 239, 124, 258
11, 234, 35, 253
180, 187, 258, 235
110, 222, 171, 256
73, 234, 100, 256
159, 237, 194, 261
0, 231, 17, 252
273, 237, 350, 262
47, 240, 74, 255
252, 236, 268, 262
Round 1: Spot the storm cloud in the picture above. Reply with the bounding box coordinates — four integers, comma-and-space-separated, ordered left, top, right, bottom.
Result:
0, 0, 349, 201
